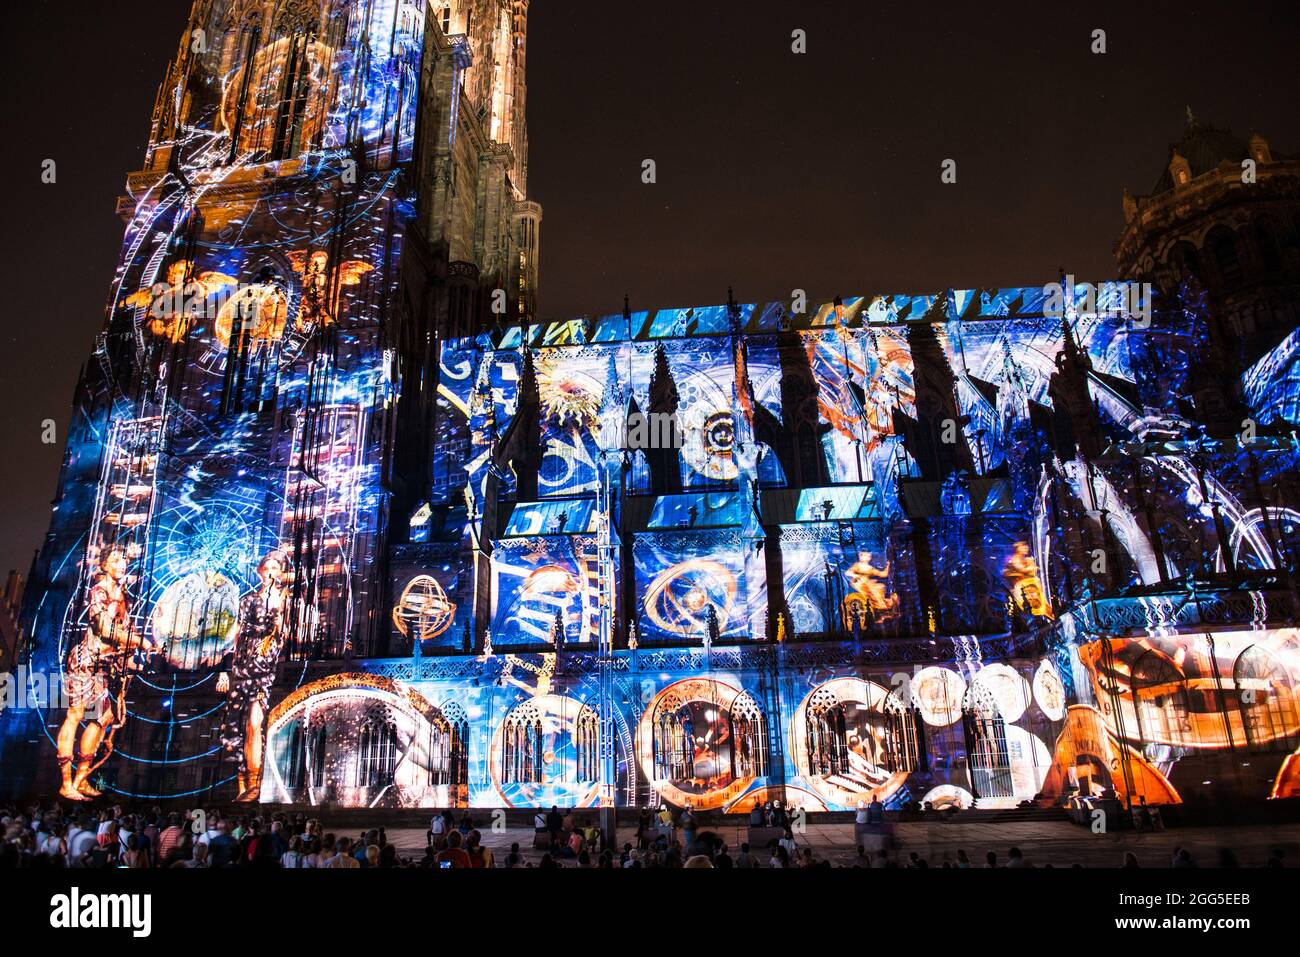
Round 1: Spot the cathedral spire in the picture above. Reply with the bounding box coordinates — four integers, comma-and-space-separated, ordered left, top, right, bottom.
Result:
647, 344, 682, 494
649, 343, 679, 416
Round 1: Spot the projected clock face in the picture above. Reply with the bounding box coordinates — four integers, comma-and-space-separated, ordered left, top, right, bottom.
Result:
190, 279, 308, 380
1033, 660, 1067, 721
971, 663, 1031, 723
118, 256, 313, 385
911, 667, 967, 727
790, 677, 910, 808
114, 188, 375, 394
637, 678, 755, 809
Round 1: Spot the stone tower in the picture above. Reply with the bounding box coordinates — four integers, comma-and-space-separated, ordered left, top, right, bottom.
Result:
1115, 111, 1300, 367
4, 0, 540, 800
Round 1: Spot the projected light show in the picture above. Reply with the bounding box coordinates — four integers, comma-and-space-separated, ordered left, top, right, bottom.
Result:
2, 0, 1299, 827
13, 264, 1300, 811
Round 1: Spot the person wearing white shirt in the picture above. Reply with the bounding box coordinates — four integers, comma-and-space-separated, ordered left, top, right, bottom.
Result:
40, 827, 66, 860
428, 813, 447, 847
326, 838, 360, 868
778, 832, 796, 856
67, 818, 98, 866
65, 823, 89, 865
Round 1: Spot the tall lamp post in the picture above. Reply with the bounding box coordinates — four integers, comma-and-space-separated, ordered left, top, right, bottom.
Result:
595, 449, 620, 841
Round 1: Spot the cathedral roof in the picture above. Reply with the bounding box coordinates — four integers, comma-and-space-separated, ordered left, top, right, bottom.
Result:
1150, 112, 1251, 196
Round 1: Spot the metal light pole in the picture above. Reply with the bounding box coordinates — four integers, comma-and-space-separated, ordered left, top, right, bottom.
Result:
595, 451, 619, 841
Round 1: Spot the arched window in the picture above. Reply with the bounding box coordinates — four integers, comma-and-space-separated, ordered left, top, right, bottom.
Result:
883, 704, 925, 773
443, 703, 470, 802
807, 690, 850, 778
451, 719, 470, 787
731, 692, 768, 779
653, 708, 695, 781
1130, 650, 1191, 747
795, 394, 824, 485
1173, 241, 1202, 284
219, 0, 332, 162
1255, 220, 1283, 274
575, 704, 599, 783
283, 721, 305, 791
501, 700, 544, 784
356, 715, 398, 790
308, 724, 328, 790
963, 688, 1012, 799
1234, 646, 1300, 753
1209, 227, 1243, 287
426, 710, 453, 786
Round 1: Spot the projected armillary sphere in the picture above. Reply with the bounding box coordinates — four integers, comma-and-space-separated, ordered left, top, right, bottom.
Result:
392, 575, 457, 642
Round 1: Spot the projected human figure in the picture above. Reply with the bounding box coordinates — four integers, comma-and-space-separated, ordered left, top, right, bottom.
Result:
57, 547, 160, 800
1003, 542, 1053, 619
217, 549, 289, 802
844, 552, 898, 623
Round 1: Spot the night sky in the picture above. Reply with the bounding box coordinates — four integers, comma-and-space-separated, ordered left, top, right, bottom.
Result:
1, 0, 1297, 579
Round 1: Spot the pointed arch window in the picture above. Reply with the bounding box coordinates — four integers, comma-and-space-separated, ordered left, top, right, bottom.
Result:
283, 720, 306, 791
963, 688, 1012, 799
731, 692, 768, 778
653, 708, 695, 781
427, 710, 455, 786
1174, 241, 1202, 284
501, 701, 545, 784
308, 723, 329, 790
1256, 220, 1283, 274
356, 715, 398, 789
807, 691, 850, 778
1209, 227, 1243, 286
575, 704, 600, 783
883, 705, 925, 773
440, 703, 471, 796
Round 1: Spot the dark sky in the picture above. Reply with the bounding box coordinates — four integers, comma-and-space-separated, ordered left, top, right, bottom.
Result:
1, 0, 1297, 578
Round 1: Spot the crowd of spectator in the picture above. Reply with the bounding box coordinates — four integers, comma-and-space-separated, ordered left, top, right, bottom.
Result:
0, 801, 411, 869
0, 798, 1290, 869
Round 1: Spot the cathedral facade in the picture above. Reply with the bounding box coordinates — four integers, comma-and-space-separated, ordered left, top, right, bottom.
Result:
4, 1, 1300, 813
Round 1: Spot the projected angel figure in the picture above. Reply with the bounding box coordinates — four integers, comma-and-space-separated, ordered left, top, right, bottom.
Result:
1003, 542, 1054, 619
122, 259, 239, 343
287, 250, 374, 331
217, 549, 290, 802
57, 547, 162, 800
844, 552, 899, 623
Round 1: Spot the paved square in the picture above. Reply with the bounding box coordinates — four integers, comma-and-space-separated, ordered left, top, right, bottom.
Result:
382, 820, 1300, 867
